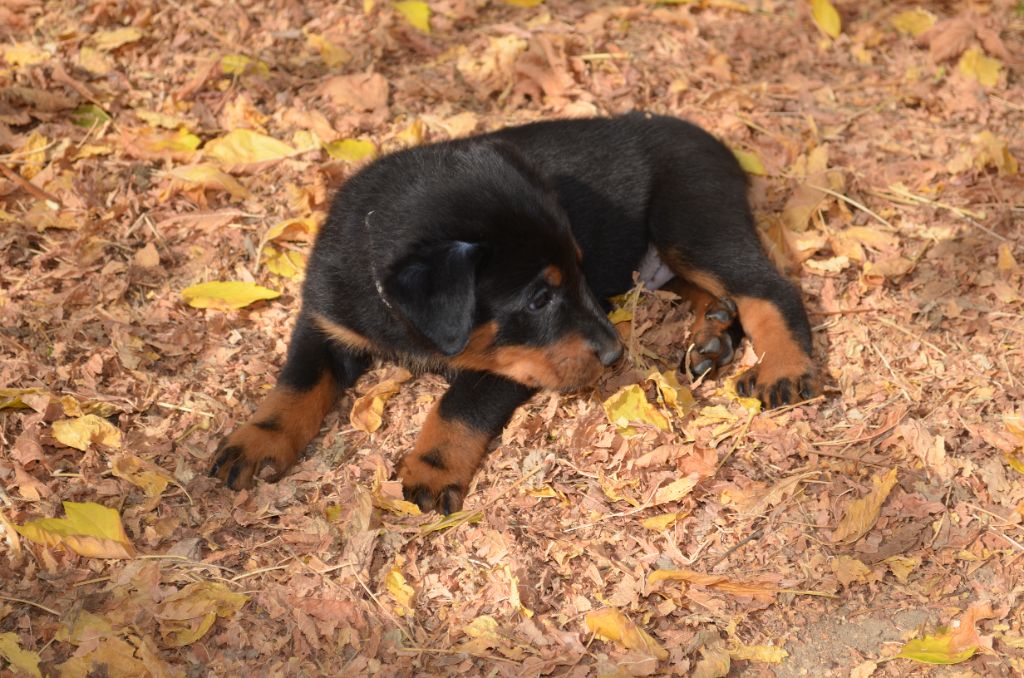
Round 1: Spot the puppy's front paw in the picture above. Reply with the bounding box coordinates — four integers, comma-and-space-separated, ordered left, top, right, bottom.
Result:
210, 423, 298, 490
735, 367, 819, 408
686, 298, 741, 380
398, 451, 471, 515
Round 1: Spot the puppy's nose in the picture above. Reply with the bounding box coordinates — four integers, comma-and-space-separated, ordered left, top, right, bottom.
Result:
598, 341, 623, 366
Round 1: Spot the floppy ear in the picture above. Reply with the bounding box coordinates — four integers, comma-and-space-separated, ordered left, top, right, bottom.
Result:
384, 241, 483, 356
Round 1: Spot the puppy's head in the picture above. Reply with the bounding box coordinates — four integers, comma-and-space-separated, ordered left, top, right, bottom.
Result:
383, 141, 622, 390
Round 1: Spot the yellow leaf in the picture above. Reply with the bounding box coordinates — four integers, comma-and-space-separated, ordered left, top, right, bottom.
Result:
133, 127, 201, 156
181, 281, 280, 310
136, 109, 190, 129
811, 0, 841, 38
831, 468, 897, 543
970, 131, 1018, 176
890, 8, 936, 37
465, 615, 500, 638
324, 138, 378, 163
653, 475, 698, 506
76, 46, 111, 75
0, 633, 42, 678
863, 256, 914, 278
1006, 452, 1024, 475
305, 32, 351, 68
642, 511, 680, 530
998, 244, 1018, 272
503, 0, 544, 5
505, 564, 533, 617
728, 642, 788, 663
18, 132, 49, 180
782, 145, 829, 231
607, 306, 633, 324
204, 129, 296, 165
262, 245, 306, 279
831, 554, 872, 587
349, 370, 411, 433
0, 42, 50, 67
91, 27, 144, 51
110, 453, 173, 498
420, 508, 483, 534
386, 567, 416, 614
585, 608, 668, 661
16, 501, 135, 559
395, 1, 431, 34
156, 582, 249, 647
165, 164, 252, 199
0, 388, 45, 410
895, 634, 976, 664
395, 119, 425, 147
602, 384, 670, 436
732, 148, 767, 176
52, 415, 122, 451
958, 47, 1002, 88
219, 54, 269, 77
264, 217, 319, 242
647, 568, 778, 602
884, 555, 921, 584
646, 370, 696, 417
528, 485, 567, 503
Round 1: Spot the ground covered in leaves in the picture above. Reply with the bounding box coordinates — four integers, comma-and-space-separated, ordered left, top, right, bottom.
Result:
2, 0, 1024, 676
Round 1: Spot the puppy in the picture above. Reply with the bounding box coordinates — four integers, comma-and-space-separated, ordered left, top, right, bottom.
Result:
210, 113, 819, 513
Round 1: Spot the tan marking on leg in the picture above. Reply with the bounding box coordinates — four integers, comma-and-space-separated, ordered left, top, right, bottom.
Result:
398, 403, 493, 512
543, 265, 563, 286
658, 248, 728, 298
213, 372, 337, 489
735, 296, 814, 384
313, 313, 374, 353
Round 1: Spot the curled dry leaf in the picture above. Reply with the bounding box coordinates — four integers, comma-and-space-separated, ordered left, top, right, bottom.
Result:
349, 368, 413, 433
831, 468, 898, 544
585, 608, 669, 661
52, 414, 122, 451
647, 568, 779, 603
156, 582, 250, 647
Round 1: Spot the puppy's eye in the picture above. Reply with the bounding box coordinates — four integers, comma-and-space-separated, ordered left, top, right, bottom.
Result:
528, 287, 553, 312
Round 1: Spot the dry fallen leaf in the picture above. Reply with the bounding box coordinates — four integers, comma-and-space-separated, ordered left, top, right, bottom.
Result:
386, 567, 416, 615
350, 368, 413, 433
648, 568, 779, 603
603, 383, 670, 435
324, 138, 378, 163
52, 415, 122, 451
16, 501, 136, 559
395, 0, 431, 34
831, 468, 898, 544
156, 582, 250, 647
181, 281, 280, 310
811, 0, 841, 38
0, 633, 42, 678
111, 453, 174, 498
585, 608, 668, 660
204, 129, 297, 165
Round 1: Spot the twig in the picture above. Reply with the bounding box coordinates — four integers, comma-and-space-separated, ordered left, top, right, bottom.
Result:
708, 526, 764, 568
0, 164, 63, 206
0, 594, 61, 616
806, 183, 893, 229
869, 343, 914, 404
874, 318, 947, 357
155, 401, 215, 417
871, 185, 1007, 242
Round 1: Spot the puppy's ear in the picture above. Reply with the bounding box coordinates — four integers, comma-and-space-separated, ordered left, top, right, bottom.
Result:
384, 241, 483, 356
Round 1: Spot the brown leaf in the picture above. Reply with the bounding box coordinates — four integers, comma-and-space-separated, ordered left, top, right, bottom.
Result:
319, 72, 389, 112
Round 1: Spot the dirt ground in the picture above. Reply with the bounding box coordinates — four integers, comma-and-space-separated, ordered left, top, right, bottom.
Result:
1, 0, 1023, 676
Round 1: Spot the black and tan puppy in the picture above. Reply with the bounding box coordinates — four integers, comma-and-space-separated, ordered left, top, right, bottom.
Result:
210, 113, 819, 513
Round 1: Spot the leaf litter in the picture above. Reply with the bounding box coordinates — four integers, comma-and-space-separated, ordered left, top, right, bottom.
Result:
1, 0, 1022, 676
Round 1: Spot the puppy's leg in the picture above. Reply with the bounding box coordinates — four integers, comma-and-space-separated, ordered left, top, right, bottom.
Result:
649, 167, 817, 407
211, 314, 369, 489
400, 371, 535, 515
